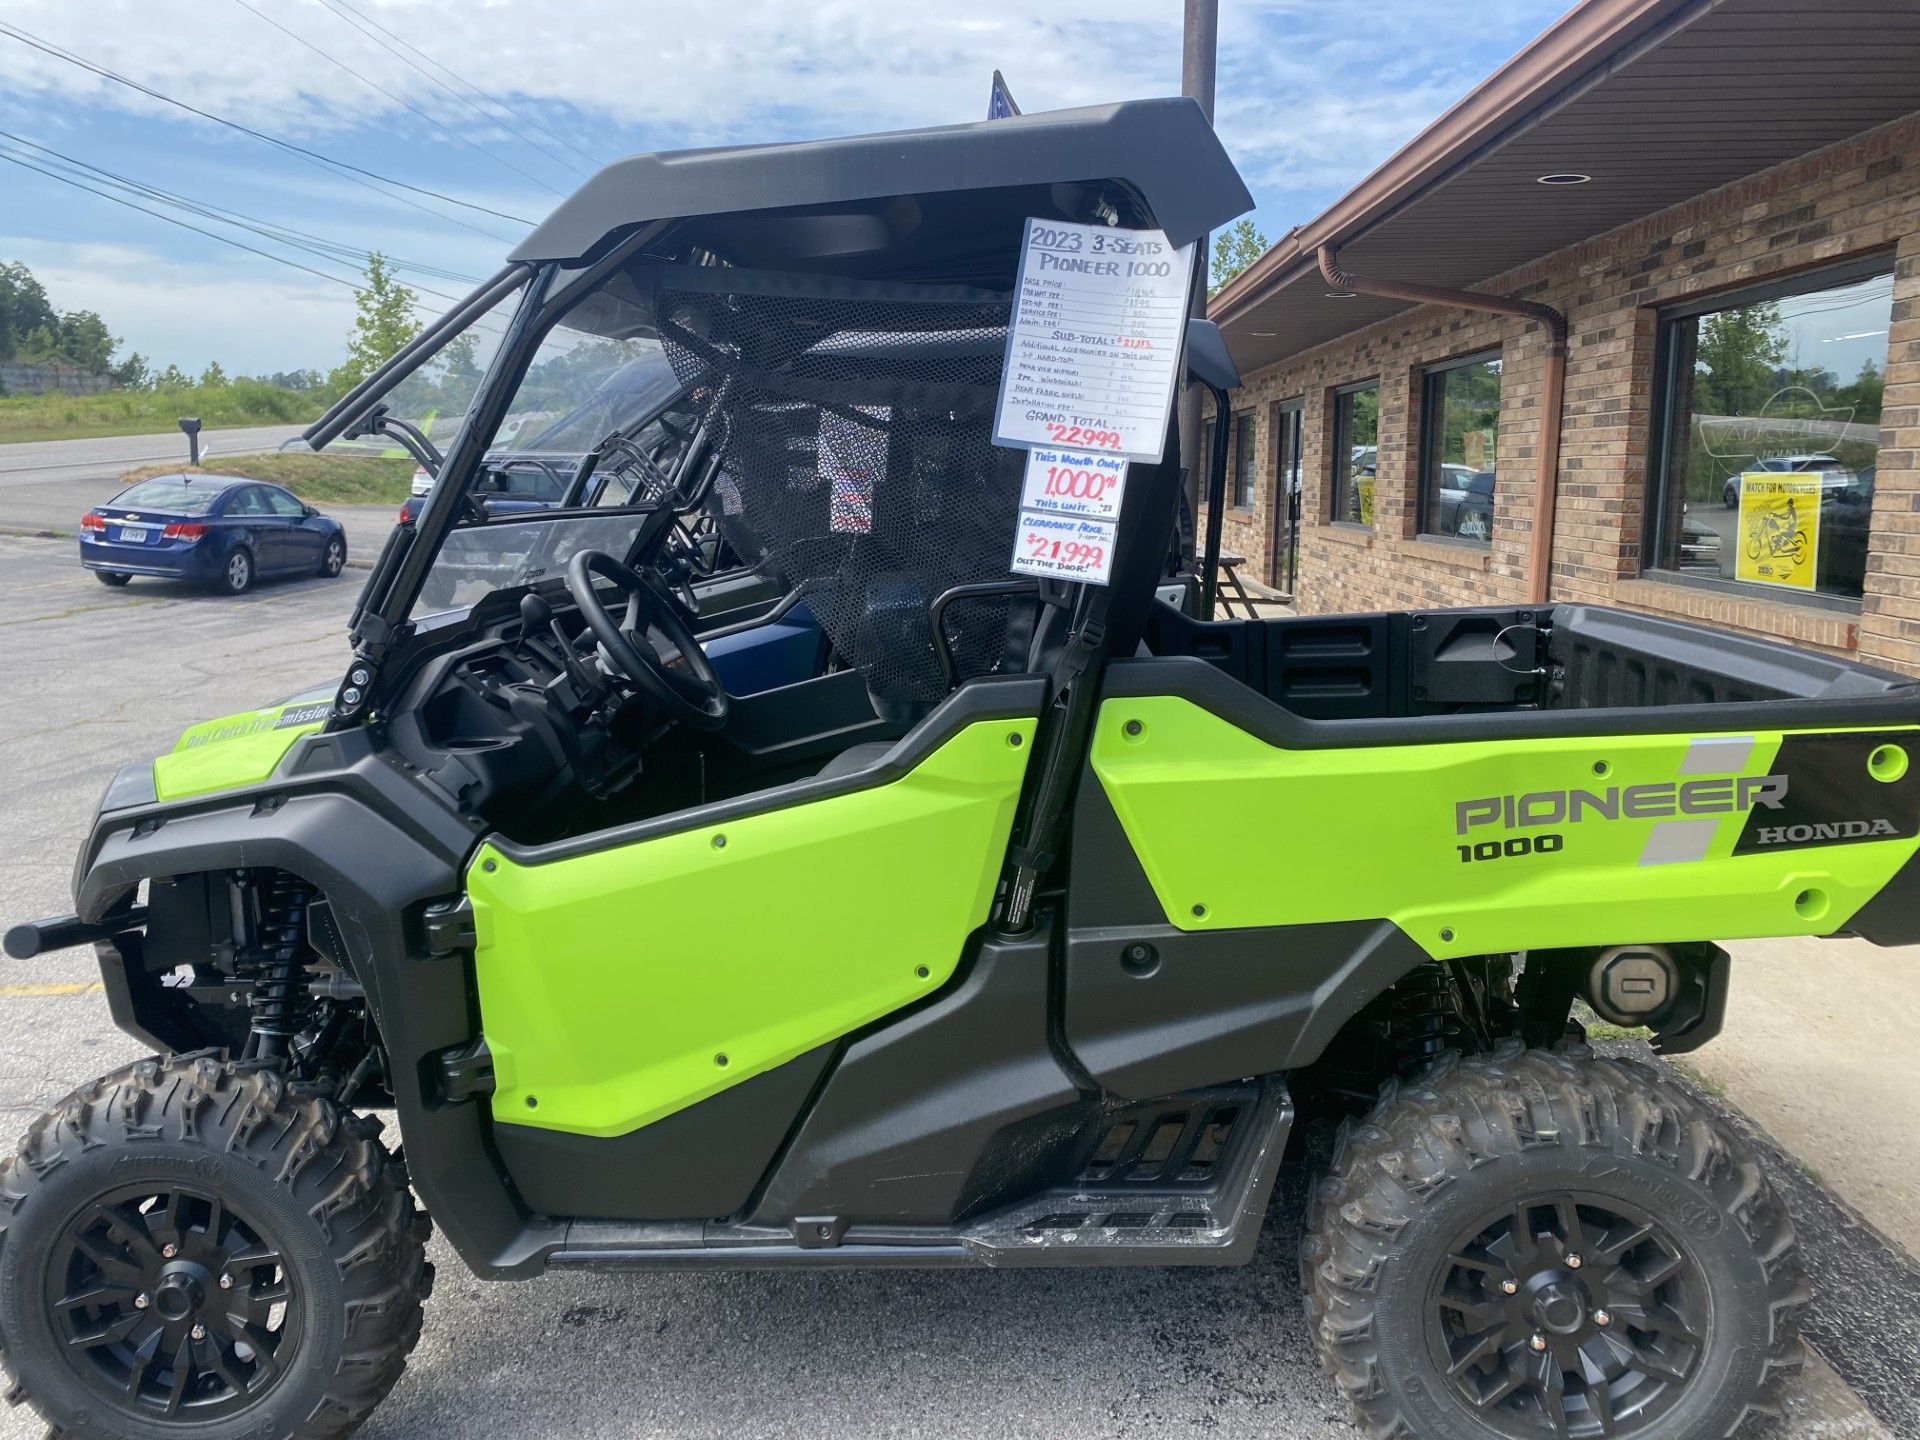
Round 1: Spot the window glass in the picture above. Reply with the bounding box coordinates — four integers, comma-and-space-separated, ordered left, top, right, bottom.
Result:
1650, 262, 1890, 601
1419, 354, 1500, 542
225, 487, 269, 517
1271, 402, 1303, 590
1231, 412, 1256, 508
260, 488, 306, 517
1330, 383, 1378, 525
109, 478, 221, 514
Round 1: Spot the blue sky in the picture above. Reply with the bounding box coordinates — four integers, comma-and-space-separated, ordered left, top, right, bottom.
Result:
0, 0, 1571, 376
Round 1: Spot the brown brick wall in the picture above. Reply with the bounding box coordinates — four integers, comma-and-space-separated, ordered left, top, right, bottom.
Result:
1209, 109, 1920, 671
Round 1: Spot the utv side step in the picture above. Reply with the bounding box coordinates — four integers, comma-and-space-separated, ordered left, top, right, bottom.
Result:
544, 1078, 1292, 1272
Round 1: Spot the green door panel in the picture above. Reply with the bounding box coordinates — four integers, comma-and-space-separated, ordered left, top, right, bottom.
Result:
1090, 697, 1920, 961
152, 699, 331, 800
468, 718, 1036, 1138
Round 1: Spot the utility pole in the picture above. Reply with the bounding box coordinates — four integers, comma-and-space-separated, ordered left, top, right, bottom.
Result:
1179, 0, 1218, 557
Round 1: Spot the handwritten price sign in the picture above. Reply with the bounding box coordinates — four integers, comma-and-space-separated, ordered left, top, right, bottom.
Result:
991, 218, 1196, 463
1011, 510, 1115, 584
1019, 447, 1128, 521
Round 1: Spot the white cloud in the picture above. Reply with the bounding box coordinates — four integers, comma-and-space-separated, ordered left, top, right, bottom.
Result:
0, 0, 1569, 368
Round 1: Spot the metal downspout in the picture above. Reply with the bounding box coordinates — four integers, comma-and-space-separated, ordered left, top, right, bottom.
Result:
1316, 243, 1568, 604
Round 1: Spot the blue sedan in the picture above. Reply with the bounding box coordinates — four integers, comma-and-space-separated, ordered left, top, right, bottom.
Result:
80, 475, 348, 594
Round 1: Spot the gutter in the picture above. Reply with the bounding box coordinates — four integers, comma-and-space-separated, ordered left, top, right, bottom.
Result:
1317, 243, 1568, 606
1210, 0, 1707, 326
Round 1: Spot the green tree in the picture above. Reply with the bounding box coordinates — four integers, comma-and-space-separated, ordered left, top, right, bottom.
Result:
112, 351, 151, 390
1692, 301, 1787, 416
199, 360, 229, 388
0, 262, 56, 362
155, 363, 191, 390
329, 252, 421, 392
55, 310, 118, 371
1208, 218, 1271, 298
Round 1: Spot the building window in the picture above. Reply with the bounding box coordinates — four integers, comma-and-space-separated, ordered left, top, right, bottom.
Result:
1329, 381, 1379, 525
1418, 351, 1501, 543
1648, 256, 1891, 604
1231, 411, 1256, 508
1271, 400, 1304, 590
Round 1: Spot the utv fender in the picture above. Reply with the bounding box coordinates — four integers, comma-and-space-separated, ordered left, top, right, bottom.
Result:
1064, 777, 1436, 1097
69, 728, 544, 1272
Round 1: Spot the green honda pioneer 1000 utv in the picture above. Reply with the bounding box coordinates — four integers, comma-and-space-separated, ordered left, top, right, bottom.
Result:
7, 98, 1919, 1440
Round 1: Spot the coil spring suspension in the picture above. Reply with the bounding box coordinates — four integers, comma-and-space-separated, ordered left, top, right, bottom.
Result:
1390, 964, 1469, 1069
241, 872, 310, 1061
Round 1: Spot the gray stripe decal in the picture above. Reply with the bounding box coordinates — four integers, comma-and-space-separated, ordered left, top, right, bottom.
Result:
1679, 736, 1754, 775
1638, 818, 1720, 866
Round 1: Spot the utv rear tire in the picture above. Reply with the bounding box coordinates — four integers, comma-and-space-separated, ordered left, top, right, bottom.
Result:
0, 1054, 432, 1440
1302, 1042, 1806, 1440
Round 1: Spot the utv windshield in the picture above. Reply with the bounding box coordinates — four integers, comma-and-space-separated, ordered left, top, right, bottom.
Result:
408, 275, 704, 618
325, 278, 527, 460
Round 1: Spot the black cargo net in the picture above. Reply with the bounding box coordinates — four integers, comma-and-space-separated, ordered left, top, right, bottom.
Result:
645, 267, 1024, 709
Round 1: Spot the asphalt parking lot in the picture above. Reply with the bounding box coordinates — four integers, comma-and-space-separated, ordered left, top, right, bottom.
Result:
0, 531, 1905, 1439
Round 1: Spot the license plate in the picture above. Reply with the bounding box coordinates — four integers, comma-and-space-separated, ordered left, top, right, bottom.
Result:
113, 525, 153, 543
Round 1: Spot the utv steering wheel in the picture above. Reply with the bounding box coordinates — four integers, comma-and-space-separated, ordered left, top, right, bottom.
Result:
566, 550, 729, 730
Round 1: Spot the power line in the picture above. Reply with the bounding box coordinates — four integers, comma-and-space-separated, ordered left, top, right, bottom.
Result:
314, 0, 606, 170
0, 145, 513, 342
0, 128, 484, 287
229, 0, 567, 199
310, 0, 598, 178
0, 147, 370, 295
0, 20, 533, 237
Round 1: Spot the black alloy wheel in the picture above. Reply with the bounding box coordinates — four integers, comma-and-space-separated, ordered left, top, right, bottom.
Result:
0, 1053, 432, 1440
1427, 1192, 1707, 1438
1303, 1043, 1806, 1440
46, 1184, 298, 1422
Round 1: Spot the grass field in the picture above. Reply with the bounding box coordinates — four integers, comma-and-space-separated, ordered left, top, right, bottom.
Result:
119, 451, 413, 506
0, 381, 326, 444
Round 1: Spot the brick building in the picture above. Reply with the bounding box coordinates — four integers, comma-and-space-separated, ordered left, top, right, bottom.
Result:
1207, 0, 1920, 671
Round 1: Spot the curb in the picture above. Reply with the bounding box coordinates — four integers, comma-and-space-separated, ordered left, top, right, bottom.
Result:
0, 524, 73, 540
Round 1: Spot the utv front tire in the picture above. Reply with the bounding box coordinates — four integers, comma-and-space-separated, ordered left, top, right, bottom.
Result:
0, 1055, 431, 1440
1303, 1043, 1806, 1440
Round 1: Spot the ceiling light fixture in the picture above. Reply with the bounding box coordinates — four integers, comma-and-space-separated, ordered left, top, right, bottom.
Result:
1536, 172, 1592, 186
1325, 290, 1357, 299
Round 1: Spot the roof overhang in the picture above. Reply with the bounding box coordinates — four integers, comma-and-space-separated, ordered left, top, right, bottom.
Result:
1213, 0, 1920, 375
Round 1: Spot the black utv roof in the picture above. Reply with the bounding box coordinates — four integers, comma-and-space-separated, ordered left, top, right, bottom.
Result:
511, 98, 1253, 267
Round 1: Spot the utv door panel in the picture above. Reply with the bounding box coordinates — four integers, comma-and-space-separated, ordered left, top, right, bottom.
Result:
1089, 697, 1920, 960
493, 1045, 836, 1220
468, 717, 1035, 1138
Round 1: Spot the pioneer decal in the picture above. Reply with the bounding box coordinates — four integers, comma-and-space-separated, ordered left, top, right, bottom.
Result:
1455, 774, 1786, 836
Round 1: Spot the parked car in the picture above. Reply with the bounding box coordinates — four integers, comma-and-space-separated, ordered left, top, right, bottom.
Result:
1722, 453, 1855, 508
1433, 466, 1493, 538
80, 475, 347, 594
1678, 506, 1724, 573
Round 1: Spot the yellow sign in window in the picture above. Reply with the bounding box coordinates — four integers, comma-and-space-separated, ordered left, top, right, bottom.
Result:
1735, 473, 1822, 591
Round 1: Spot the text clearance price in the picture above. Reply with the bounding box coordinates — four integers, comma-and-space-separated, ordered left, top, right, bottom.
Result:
1011, 510, 1115, 584
992, 218, 1196, 463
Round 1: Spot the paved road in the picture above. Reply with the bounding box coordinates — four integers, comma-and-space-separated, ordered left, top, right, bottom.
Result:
0, 424, 395, 565
0, 424, 308, 488
0, 534, 1897, 1440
